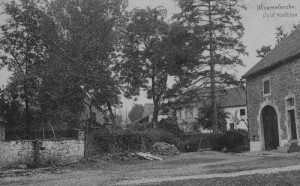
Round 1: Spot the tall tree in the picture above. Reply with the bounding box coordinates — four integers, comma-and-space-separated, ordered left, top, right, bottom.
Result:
120, 7, 172, 128
47, 0, 127, 130
0, 0, 128, 136
173, 0, 247, 133
0, 0, 53, 135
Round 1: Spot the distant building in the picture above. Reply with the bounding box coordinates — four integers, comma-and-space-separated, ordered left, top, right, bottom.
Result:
130, 103, 168, 125
176, 87, 247, 132
220, 87, 247, 131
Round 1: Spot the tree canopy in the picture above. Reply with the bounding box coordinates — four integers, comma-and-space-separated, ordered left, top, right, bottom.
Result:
0, 0, 127, 137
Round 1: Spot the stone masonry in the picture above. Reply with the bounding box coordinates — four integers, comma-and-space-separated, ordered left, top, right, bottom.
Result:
0, 139, 84, 168
246, 58, 300, 150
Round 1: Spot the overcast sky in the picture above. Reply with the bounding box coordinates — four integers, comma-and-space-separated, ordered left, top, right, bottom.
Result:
1, 0, 300, 115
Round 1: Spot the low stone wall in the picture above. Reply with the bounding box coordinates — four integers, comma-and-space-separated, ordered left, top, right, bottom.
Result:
0, 139, 84, 168
0, 141, 33, 168
39, 140, 84, 165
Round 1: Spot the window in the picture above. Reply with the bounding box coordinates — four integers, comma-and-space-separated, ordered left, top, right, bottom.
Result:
287, 98, 295, 107
240, 109, 246, 116
263, 78, 271, 95
230, 123, 234, 130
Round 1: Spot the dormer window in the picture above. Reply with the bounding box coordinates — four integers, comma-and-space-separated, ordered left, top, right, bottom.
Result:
263, 77, 271, 96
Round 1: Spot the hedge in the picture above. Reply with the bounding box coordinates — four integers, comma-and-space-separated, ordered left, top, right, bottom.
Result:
178, 129, 249, 152
92, 128, 249, 154
92, 128, 180, 154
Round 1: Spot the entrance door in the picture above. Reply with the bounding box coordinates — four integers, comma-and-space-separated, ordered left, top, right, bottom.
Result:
262, 106, 279, 150
288, 110, 297, 140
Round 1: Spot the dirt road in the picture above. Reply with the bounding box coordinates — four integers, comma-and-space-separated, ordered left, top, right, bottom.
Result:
1, 151, 300, 186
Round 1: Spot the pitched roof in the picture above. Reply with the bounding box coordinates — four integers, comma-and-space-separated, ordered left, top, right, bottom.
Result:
243, 26, 300, 78
218, 87, 246, 108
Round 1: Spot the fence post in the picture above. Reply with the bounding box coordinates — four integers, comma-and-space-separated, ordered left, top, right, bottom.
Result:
33, 140, 41, 166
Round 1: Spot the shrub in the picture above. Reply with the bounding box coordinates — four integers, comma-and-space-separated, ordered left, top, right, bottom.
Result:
111, 130, 143, 152
92, 128, 111, 153
92, 128, 181, 154
157, 118, 183, 136
177, 130, 249, 153
127, 122, 153, 131
177, 138, 199, 152
142, 129, 181, 150
236, 129, 249, 143
208, 133, 225, 151
222, 130, 246, 150
177, 133, 212, 152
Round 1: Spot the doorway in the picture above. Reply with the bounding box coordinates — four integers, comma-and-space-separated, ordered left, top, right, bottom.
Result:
262, 105, 279, 150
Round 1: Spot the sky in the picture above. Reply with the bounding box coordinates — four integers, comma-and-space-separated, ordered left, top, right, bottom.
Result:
0, 0, 300, 116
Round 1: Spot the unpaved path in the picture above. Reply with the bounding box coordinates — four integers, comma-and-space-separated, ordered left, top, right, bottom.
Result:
1, 151, 300, 186
116, 164, 300, 185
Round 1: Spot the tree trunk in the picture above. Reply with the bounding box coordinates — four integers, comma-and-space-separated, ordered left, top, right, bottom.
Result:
88, 104, 93, 131
152, 101, 159, 128
208, 1, 218, 134
107, 101, 116, 132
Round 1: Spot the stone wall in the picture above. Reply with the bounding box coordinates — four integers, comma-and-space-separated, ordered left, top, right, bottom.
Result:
0, 139, 84, 168
0, 141, 33, 168
246, 58, 300, 150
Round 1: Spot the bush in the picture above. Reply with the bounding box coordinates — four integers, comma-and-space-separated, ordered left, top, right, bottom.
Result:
208, 133, 225, 151
126, 122, 153, 131
92, 127, 111, 153
222, 130, 246, 150
177, 138, 199, 152
177, 133, 212, 152
92, 128, 181, 154
177, 130, 249, 153
157, 118, 183, 136
142, 129, 181, 150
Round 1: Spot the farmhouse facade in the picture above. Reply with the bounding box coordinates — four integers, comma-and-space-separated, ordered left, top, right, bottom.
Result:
176, 87, 247, 132
243, 26, 300, 152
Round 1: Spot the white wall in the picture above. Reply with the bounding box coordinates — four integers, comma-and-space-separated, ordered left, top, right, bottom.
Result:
177, 106, 248, 132
225, 106, 248, 130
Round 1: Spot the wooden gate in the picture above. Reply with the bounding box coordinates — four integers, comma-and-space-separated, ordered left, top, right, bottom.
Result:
262, 105, 279, 150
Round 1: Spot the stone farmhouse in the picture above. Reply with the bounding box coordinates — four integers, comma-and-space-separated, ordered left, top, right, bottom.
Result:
176, 87, 247, 132
242, 26, 300, 152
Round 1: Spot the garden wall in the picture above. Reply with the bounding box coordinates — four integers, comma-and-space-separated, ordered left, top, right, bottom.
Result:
0, 139, 84, 168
